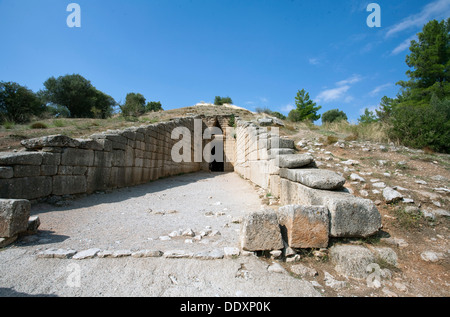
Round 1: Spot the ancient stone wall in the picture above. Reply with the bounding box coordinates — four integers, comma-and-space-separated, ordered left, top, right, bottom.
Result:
0, 117, 204, 201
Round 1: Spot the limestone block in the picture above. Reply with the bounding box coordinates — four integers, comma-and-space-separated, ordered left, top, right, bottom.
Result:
20, 135, 80, 150
0, 152, 43, 166
93, 151, 113, 168
240, 210, 284, 251
269, 175, 281, 198
280, 168, 345, 190
278, 154, 314, 168
52, 176, 87, 196
41, 153, 61, 166
329, 245, 377, 279
0, 199, 31, 238
40, 165, 58, 176
76, 139, 104, 151
111, 150, 126, 167
0, 167, 14, 179
87, 167, 111, 193
268, 137, 295, 149
277, 205, 329, 248
280, 179, 382, 238
61, 148, 94, 167
0, 177, 52, 200
13, 165, 40, 178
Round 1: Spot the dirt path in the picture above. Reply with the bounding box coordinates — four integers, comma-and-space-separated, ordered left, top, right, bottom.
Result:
0, 172, 319, 297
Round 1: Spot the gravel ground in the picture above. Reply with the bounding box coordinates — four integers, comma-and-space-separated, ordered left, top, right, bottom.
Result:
0, 172, 320, 297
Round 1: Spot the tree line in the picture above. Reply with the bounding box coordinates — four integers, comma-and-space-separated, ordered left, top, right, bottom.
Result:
282, 18, 449, 153
0, 74, 163, 124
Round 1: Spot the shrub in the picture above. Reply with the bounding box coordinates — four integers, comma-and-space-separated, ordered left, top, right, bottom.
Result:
146, 101, 163, 112
0, 81, 46, 123
322, 109, 348, 123
30, 122, 48, 129
214, 96, 233, 105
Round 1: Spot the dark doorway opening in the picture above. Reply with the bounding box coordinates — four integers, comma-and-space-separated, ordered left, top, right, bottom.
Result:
209, 145, 224, 172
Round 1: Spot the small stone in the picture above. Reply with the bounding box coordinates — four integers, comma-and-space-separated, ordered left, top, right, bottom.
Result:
37, 249, 77, 259
194, 249, 224, 260
111, 250, 132, 258
415, 180, 427, 185
285, 254, 301, 263
270, 250, 283, 259
267, 263, 286, 274
350, 173, 366, 183
420, 251, 444, 263
223, 247, 240, 258
394, 282, 407, 292
290, 264, 318, 277
182, 228, 195, 237
383, 187, 403, 204
72, 248, 101, 260
26, 216, 41, 234
402, 198, 414, 204
131, 250, 163, 258
164, 250, 194, 259
373, 182, 386, 188
159, 236, 171, 241
324, 272, 347, 290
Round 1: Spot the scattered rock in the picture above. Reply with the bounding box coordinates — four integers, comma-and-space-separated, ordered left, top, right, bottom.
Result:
240, 210, 284, 252
223, 247, 240, 258
329, 245, 376, 279
383, 187, 403, 204
111, 250, 132, 258
290, 264, 318, 277
267, 262, 286, 274
72, 248, 101, 260
164, 250, 194, 259
194, 249, 224, 260
131, 250, 163, 258
324, 272, 347, 290
37, 249, 77, 259
350, 173, 366, 183
420, 251, 444, 263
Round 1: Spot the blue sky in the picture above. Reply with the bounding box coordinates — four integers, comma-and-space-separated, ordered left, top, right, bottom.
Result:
1, 0, 449, 123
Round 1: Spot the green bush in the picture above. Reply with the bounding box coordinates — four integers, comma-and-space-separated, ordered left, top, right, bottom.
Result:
322, 109, 348, 123
214, 96, 233, 105
0, 81, 46, 123
146, 101, 163, 112
30, 122, 48, 129
388, 97, 450, 153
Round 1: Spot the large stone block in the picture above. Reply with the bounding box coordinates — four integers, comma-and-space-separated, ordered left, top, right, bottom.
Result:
280, 168, 345, 190
86, 167, 111, 193
280, 179, 382, 238
0, 152, 43, 166
20, 135, 80, 150
0, 177, 52, 200
13, 165, 40, 178
0, 167, 14, 179
329, 245, 377, 279
278, 154, 314, 168
240, 210, 283, 251
277, 205, 329, 248
61, 148, 94, 167
0, 199, 31, 238
52, 176, 87, 196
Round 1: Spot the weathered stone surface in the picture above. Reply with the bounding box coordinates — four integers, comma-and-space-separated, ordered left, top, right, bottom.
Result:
223, 247, 240, 258
277, 154, 314, 169
0, 235, 18, 248
326, 195, 382, 238
26, 216, 40, 234
268, 149, 295, 158
383, 187, 403, 204
72, 248, 101, 260
52, 176, 87, 196
291, 264, 318, 277
372, 247, 398, 267
0, 167, 13, 179
277, 205, 329, 248
37, 249, 77, 259
13, 165, 40, 178
350, 173, 366, 183
280, 168, 345, 190
163, 250, 194, 259
76, 139, 104, 151
61, 148, 94, 167
0, 177, 52, 200
267, 263, 286, 274
194, 249, 225, 260
268, 137, 295, 149
0, 199, 31, 238
131, 250, 163, 258
330, 245, 377, 279
0, 152, 43, 166
21, 135, 80, 150
420, 251, 445, 263
240, 210, 284, 251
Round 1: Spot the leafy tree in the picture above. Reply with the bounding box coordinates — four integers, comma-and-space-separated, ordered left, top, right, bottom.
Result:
358, 108, 378, 124
0, 81, 45, 123
322, 109, 348, 123
40, 74, 115, 118
214, 96, 233, 105
397, 18, 450, 102
146, 101, 163, 112
375, 96, 396, 123
120, 93, 146, 118
288, 89, 321, 122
